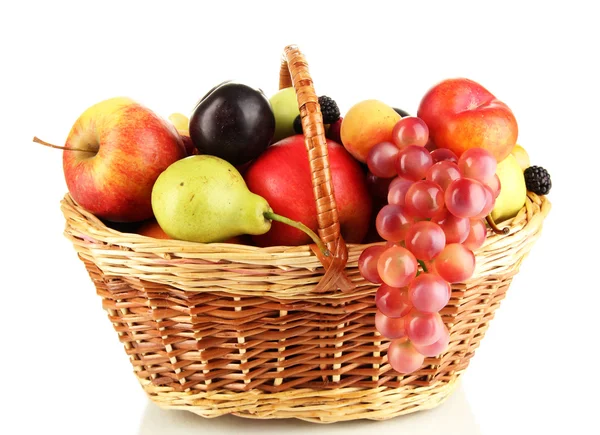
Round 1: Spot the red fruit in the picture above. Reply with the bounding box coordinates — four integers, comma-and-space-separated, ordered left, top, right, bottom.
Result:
63, 97, 187, 222
417, 78, 518, 162
327, 117, 343, 144
180, 134, 197, 156
244, 135, 373, 246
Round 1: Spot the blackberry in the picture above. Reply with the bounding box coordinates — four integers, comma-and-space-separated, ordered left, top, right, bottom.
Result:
292, 96, 340, 133
318, 96, 340, 124
293, 115, 303, 134
524, 166, 552, 195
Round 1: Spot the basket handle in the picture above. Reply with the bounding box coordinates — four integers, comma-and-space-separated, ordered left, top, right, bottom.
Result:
279, 45, 354, 293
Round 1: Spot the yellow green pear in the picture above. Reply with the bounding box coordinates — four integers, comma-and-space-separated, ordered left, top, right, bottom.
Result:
511, 144, 530, 172
491, 154, 527, 223
151, 155, 272, 243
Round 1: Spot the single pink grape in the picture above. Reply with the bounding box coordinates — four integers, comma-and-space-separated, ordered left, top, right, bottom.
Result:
391, 116, 429, 148
406, 310, 445, 347
463, 218, 488, 251
388, 337, 425, 374
375, 310, 408, 339
376, 284, 412, 318
426, 161, 462, 191
377, 245, 418, 288
413, 324, 450, 357
387, 176, 414, 206
445, 178, 487, 218
404, 221, 446, 261
405, 180, 445, 219
433, 243, 475, 283
432, 209, 470, 244
408, 273, 451, 313
396, 145, 433, 181
376, 204, 414, 242
358, 245, 387, 283
458, 148, 497, 184
367, 141, 401, 178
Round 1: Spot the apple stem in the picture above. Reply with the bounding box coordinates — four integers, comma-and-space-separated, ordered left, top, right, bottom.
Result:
486, 214, 510, 235
263, 211, 330, 257
33, 136, 96, 153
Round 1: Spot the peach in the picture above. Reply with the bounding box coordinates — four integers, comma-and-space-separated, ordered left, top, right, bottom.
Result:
340, 100, 401, 163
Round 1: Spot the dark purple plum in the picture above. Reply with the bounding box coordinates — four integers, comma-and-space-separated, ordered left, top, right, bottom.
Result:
189, 82, 275, 166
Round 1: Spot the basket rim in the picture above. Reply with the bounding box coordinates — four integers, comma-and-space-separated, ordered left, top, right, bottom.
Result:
60, 191, 551, 256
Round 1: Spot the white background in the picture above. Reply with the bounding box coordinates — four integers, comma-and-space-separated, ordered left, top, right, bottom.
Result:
2, 1, 598, 434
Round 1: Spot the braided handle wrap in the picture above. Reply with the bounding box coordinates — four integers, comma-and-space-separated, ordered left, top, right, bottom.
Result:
279, 45, 353, 293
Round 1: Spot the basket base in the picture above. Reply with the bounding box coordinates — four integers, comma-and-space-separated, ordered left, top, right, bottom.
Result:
141, 373, 461, 423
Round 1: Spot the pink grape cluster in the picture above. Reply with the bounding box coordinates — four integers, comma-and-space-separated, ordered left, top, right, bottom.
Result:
358, 116, 500, 374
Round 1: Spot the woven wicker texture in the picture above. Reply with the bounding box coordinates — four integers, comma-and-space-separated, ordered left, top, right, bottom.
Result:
60, 45, 551, 422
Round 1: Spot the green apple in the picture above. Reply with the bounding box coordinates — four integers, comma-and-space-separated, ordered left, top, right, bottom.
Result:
269, 87, 300, 143
491, 154, 527, 223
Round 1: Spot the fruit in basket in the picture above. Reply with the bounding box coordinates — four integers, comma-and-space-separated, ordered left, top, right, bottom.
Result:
417, 78, 518, 162
318, 96, 341, 124
135, 219, 250, 244
340, 100, 401, 162
524, 166, 552, 195
292, 96, 341, 135
391, 116, 429, 148
244, 134, 373, 247
269, 87, 300, 143
189, 82, 275, 166
168, 112, 196, 156
151, 155, 328, 251
62, 97, 187, 222
151, 155, 272, 242
327, 117, 343, 143
357, 145, 502, 374
168, 112, 189, 134
136, 219, 171, 239
511, 144, 530, 171
387, 338, 425, 374
491, 154, 527, 223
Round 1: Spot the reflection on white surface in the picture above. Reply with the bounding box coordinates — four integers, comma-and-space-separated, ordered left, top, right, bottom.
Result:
137, 383, 480, 435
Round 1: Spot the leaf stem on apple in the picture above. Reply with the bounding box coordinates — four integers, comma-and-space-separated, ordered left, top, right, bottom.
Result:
486, 214, 510, 235
32, 136, 96, 153
263, 211, 330, 257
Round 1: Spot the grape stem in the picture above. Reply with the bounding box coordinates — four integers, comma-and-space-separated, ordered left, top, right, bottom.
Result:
264, 211, 330, 257
486, 214, 510, 235
33, 136, 96, 153
417, 259, 429, 273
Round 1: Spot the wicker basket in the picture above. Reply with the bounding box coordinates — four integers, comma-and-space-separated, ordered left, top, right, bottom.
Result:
60, 45, 551, 423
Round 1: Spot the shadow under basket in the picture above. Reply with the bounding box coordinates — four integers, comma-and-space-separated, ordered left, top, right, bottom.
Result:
60, 45, 551, 423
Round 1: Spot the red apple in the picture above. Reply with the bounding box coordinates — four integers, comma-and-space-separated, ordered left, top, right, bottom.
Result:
244, 135, 373, 246
63, 97, 186, 222
417, 78, 518, 162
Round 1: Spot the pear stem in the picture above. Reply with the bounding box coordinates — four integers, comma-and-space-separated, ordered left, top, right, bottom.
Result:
486, 214, 510, 235
263, 211, 330, 257
33, 136, 96, 153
